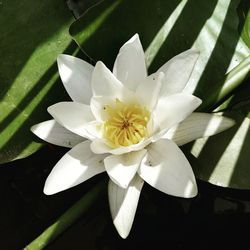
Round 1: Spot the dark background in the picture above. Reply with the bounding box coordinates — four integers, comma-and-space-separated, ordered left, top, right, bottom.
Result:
1, 144, 250, 250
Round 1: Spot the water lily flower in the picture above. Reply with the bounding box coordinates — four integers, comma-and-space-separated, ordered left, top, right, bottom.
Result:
31, 34, 234, 238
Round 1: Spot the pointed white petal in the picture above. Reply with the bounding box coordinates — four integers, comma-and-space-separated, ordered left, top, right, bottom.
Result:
47, 102, 95, 139
113, 34, 147, 91
91, 61, 134, 101
157, 49, 199, 97
31, 119, 84, 148
90, 138, 151, 155
152, 94, 202, 137
104, 150, 147, 188
138, 139, 197, 198
135, 72, 164, 111
108, 175, 144, 238
44, 141, 106, 195
57, 54, 93, 104
164, 112, 235, 146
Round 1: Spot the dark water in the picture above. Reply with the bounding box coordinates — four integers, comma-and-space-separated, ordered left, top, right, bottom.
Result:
1, 145, 250, 250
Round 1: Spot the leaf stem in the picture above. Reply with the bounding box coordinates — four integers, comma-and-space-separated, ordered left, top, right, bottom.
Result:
24, 178, 106, 250
216, 56, 250, 105
201, 56, 250, 111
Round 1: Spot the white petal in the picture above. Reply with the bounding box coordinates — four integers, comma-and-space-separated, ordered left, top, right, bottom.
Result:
84, 121, 103, 139
44, 141, 106, 195
90, 138, 152, 155
47, 102, 95, 139
31, 119, 84, 148
138, 139, 197, 198
152, 94, 202, 138
113, 34, 147, 91
108, 175, 144, 238
104, 150, 147, 188
57, 54, 93, 104
91, 61, 134, 101
135, 72, 164, 111
90, 96, 114, 122
157, 49, 199, 97
164, 112, 235, 146
90, 139, 111, 154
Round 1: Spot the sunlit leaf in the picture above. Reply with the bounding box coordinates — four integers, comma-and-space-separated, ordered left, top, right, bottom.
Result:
217, 79, 250, 116
183, 55, 250, 188
207, 55, 250, 111
185, 112, 250, 189
69, 0, 250, 188
70, 0, 250, 101
238, 0, 250, 48
0, 1, 76, 163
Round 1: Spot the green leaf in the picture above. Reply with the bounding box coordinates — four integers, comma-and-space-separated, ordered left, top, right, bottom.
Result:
70, 0, 249, 97
185, 58, 250, 189
184, 112, 250, 189
204, 55, 250, 111
238, 0, 250, 48
69, 0, 250, 188
216, 78, 250, 116
25, 178, 107, 250
0, 1, 77, 163
184, 56, 250, 188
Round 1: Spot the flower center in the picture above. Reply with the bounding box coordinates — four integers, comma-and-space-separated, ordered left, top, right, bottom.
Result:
103, 99, 150, 148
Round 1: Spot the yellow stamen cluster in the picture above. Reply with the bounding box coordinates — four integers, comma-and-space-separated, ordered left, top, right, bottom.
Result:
103, 99, 150, 148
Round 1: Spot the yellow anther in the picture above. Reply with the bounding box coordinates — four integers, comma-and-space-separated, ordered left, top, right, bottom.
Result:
103, 99, 150, 148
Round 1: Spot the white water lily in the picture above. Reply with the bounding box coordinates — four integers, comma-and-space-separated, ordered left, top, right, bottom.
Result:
31, 34, 234, 238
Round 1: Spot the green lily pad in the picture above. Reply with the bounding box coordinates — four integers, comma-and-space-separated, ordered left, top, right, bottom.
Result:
70, 0, 249, 106
238, 0, 250, 49
185, 112, 250, 189
218, 80, 250, 117
0, 1, 77, 163
211, 55, 250, 111
183, 59, 250, 189
69, 0, 250, 188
